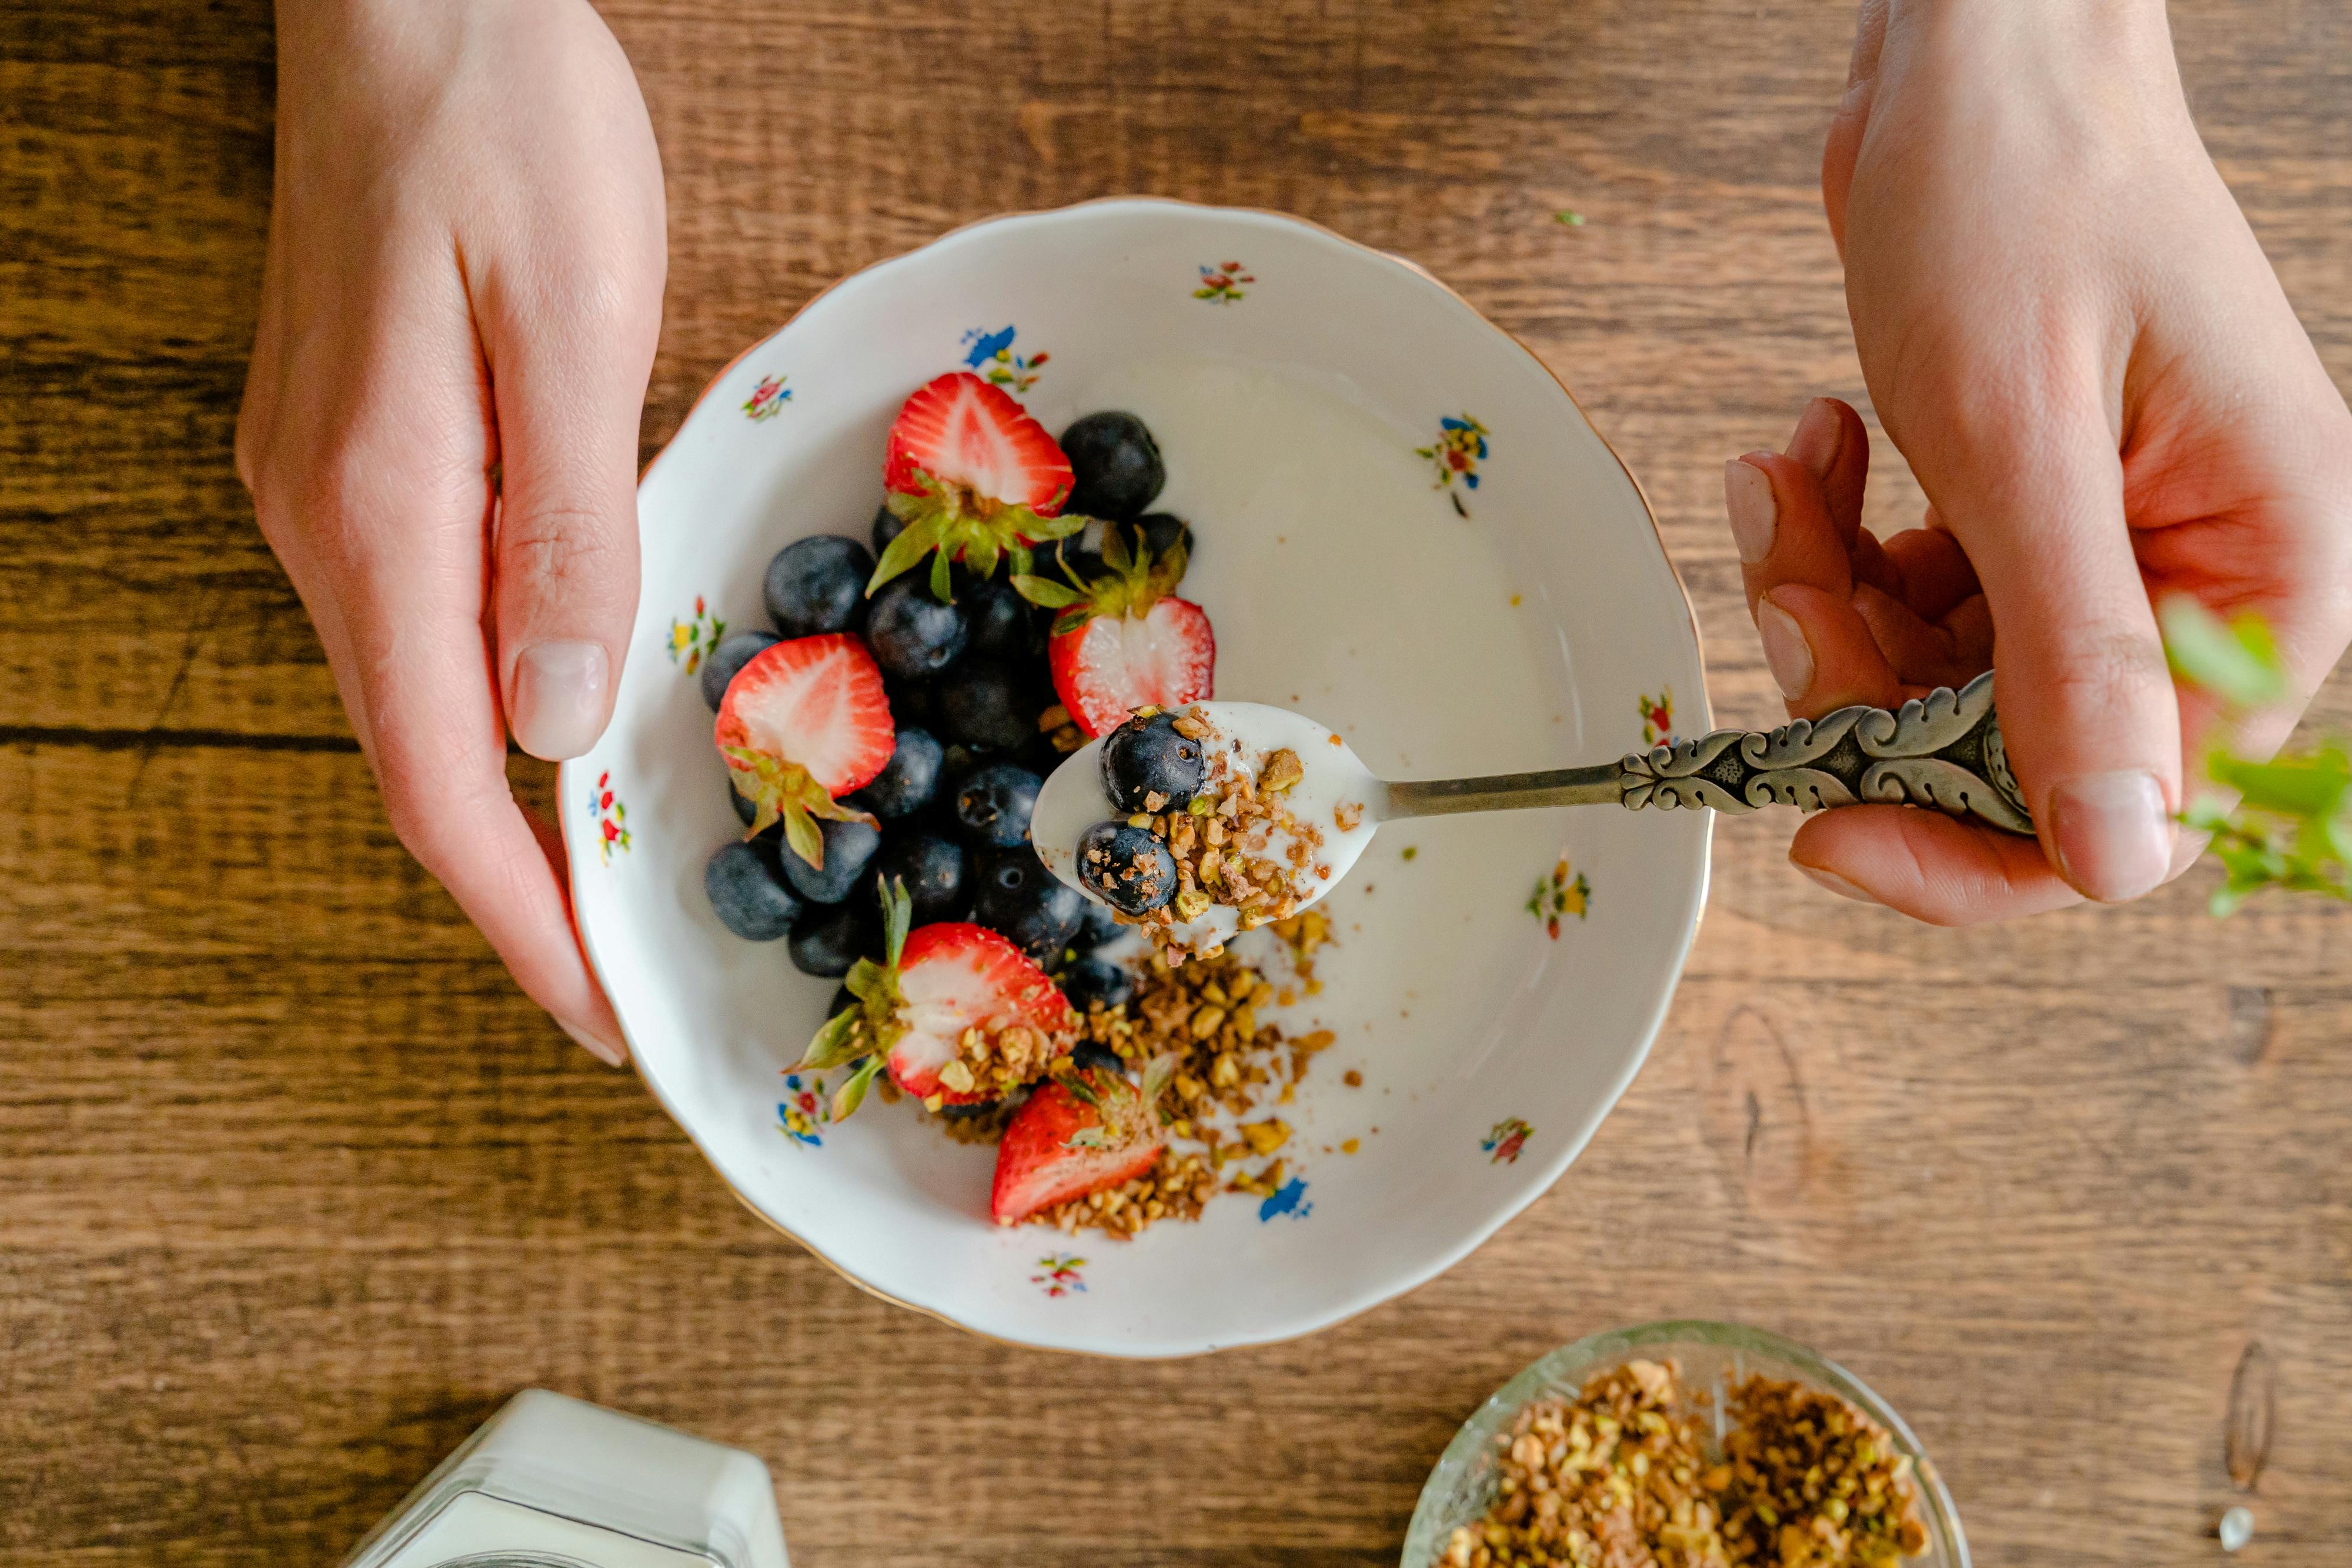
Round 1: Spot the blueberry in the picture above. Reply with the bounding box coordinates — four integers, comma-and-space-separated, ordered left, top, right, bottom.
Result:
789, 902, 881, 978
1070, 1039, 1129, 1078
1017, 731, 1070, 781
1043, 523, 1107, 586
1070, 899, 1124, 954
847, 726, 943, 819
870, 830, 967, 925
941, 1100, 1000, 1121
938, 658, 1039, 751
971, 846, 1087, 961
953, 762, 1042, 849
704, 840, 804, 940
1099, 710, 1207, 813
1060, 411, 1164, 520
1077, 820, 1177, 915
866, 575, 968, 680
780, 817, 883, 905
883, 676, 938, 732
764, 535, 874, 637
701, 630, 781, 711
963, 573, 1039, 661
1061, 961, 1136, 1017
1135, 512, 1193, 561
871, 501, 908, 557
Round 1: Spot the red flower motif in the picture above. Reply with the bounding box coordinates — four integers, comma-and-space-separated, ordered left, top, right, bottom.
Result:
693, 595, 706, 616
601, 820, 619, 842
597, 771, 610, 790
600, 790, 614, 809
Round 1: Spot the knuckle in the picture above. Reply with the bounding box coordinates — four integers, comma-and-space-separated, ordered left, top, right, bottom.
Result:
500, 504, 631, 591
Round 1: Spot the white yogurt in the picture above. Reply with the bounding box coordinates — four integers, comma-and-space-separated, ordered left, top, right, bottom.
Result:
1035, 701, 1385, 944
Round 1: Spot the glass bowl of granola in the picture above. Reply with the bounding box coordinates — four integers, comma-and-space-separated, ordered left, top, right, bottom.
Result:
561, 199, 1709, 1356
1405, 1320, 1968, 1567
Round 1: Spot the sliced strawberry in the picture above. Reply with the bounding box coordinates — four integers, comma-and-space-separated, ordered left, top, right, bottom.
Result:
885, 372, 1071, 511
714, 634, 892, 868
1016, 524, 1214, 737
990, 1069, 1167, 1226
883, 922, 1076, 1101
794, 885, 1076, 1124
1048, 597, 1216, 738
871, 372, 1081, 600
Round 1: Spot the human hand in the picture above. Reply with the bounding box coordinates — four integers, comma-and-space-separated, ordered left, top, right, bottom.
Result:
236, 0, 666, 1059
1723, 0, 2352, 924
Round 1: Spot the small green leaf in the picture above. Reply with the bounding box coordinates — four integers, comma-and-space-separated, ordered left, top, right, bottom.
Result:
1064, 1127, 1110, 1149
781, 807, 825, 871
830, 1054, 886, 1122
878, 876, 913, 967
1011, 575, 1086, 609
2209, 752, 2352, 820
927, 546, 955, 603
867, 506, 945, 594
1066, 1078, 1102, 1109
1555, 210, 1585, 226
2161, 596, 2288, 708
796, 1008, 866, 1072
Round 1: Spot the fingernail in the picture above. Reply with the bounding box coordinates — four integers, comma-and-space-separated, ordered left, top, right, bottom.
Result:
2048, 770, 2174, 902
562, 1020, 628, 1068
1795, 861, 1873, 903
1788, 398, 1842, 477
1757, 596, 1815, 700
1723, 457, 1777, 564
512, 640, 611, 760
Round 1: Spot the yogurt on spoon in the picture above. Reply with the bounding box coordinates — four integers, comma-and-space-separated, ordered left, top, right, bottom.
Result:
1033, 702, 1384, 956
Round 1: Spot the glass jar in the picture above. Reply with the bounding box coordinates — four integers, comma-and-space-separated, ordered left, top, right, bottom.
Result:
339, 1390, 789, 1568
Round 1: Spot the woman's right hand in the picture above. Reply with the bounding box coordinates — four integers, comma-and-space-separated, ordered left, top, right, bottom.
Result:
238, 0, 667, 1061
1727, 0, 2352, 925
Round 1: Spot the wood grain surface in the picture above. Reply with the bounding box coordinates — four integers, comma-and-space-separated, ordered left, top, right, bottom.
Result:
6, 2, 2351, 1563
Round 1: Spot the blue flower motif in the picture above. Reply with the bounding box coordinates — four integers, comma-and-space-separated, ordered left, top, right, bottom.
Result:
962, 326, 1017, 368
1258, 1177, 1313, 1222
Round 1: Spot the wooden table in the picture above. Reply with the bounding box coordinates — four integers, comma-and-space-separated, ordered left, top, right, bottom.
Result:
8, 2, 2350, 1562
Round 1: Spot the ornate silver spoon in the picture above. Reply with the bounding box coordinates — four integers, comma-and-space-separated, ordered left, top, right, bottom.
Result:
1034, 670, 2027, 938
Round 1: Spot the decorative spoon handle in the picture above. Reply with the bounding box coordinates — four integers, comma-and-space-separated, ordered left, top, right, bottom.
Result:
1382, 671, 2033, 834
1617, 670, 2030, 831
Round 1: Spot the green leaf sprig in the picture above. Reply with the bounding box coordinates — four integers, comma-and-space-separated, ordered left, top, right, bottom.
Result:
2160, 596, 2349, 915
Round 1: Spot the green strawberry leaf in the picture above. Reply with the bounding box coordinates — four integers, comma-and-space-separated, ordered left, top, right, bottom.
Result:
1064, 1128, 1110, 1149
796, 1007, 866, 1072
830, 1054, 886, 1122
1011, 575, 1085, 609
877, 876, 913, 968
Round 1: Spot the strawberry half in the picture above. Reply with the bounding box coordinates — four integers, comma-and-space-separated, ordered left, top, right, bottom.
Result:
714, 633, 893, 869
1015, 526, 1215, 737
796, 882, 1077, 1121
990, 1068, 1167, 1226
872, 372, 1081, 601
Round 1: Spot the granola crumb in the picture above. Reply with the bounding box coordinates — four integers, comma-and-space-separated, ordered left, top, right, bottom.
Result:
1343, 1069, 1362, 1087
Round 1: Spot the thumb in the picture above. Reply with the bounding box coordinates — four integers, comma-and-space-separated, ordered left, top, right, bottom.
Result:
1931, 405, 2180, 902
1820, 0, 1889, 259
483, 270, 662, 761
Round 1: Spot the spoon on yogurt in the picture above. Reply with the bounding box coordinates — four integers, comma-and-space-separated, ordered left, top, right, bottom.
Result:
1034, 673, 2030, 942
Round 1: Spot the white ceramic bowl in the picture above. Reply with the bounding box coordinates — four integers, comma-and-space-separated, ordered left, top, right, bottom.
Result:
563, 199, 1710, 1356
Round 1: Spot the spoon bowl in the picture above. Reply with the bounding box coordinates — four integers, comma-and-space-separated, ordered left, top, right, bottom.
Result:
1033, 701, 1385, 944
